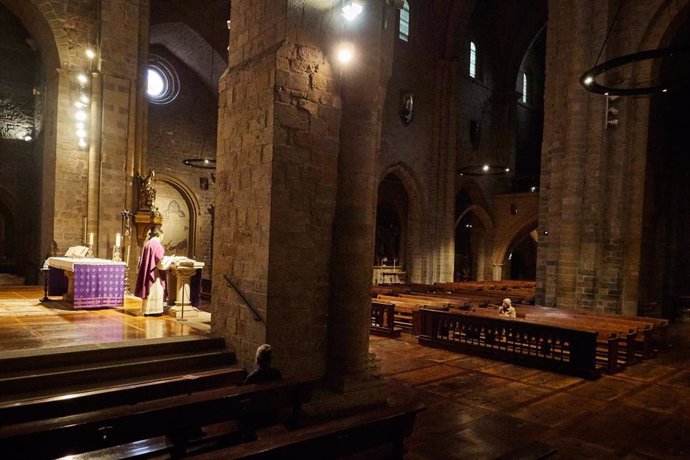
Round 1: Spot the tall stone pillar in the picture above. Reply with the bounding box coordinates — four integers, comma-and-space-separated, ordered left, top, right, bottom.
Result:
328, 1, 394, 389
214, 1, 341, 382
213, 2, 395, 411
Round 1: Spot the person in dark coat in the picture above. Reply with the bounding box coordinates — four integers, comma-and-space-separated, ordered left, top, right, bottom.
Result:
243, 344, 282, 385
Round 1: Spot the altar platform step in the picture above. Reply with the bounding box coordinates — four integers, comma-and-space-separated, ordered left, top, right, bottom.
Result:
0, 336, 244, 405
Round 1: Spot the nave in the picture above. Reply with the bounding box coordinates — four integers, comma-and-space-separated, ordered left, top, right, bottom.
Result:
1, 286, 689, 458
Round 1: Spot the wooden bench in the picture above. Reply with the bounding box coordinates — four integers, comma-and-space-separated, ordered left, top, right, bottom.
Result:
0, 379, 312, 459
375, 295, 448, 334
514, 305, 657, 362
0, 367, 246, 426
463, 307, 623, 374
187, 403, 424, 460
371, 301, 401, 337
418, 308, 601, 378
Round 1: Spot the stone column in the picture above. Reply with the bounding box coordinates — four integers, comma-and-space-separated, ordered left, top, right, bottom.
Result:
327, 0, 394, 391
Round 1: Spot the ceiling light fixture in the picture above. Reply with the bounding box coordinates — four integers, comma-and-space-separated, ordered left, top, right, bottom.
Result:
342, 1, 363, 21
579, 0, 690, 96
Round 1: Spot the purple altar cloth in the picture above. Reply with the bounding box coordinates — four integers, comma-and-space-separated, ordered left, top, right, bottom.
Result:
73, 264, 125, 308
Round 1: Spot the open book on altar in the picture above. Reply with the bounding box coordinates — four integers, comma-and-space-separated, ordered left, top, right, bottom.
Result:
64, 245, 90, 258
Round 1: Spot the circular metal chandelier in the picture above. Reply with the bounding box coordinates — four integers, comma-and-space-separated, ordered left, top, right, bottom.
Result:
458, 164, 511, 176
183, 158, 216, 169
580, 47, 690, 96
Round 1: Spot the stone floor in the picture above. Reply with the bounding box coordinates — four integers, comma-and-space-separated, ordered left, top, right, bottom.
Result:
372, 324, 690, 459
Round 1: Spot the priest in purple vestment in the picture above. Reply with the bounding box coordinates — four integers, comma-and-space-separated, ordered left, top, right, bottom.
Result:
135, 225, 167, 315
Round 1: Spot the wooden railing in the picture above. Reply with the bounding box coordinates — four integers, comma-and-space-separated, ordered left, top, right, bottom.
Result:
418, 309, 600, 378
370, 301, 400, 337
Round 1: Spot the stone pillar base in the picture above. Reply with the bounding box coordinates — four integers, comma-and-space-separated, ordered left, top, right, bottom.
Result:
301, 377, 388, 420
302, 356, 387, 419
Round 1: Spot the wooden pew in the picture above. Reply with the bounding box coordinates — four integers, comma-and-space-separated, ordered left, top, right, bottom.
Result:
514, 305, 655, 362
0, 367, 246, 426
188, 403, 424, 460
0, 380, 312, 460
571, 307, 669, 355
371, 301, 401, 337
418, 308, 601, 378
375, 295, 448, 334
462, 307, 623, 374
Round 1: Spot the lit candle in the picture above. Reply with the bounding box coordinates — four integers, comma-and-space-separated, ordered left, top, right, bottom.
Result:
115, 233, 121, 247
88, 232, 94, 246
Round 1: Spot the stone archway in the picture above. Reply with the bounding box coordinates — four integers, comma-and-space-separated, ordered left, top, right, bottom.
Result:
378, 162, 427, 283
454, 204, 494, 281
497, 219, 538, 281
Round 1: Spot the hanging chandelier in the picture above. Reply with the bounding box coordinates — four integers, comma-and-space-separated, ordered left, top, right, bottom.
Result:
580, 0, 690, 96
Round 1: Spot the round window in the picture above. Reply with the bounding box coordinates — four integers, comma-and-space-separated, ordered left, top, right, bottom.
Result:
146, 56, 180, 104
147, 68, 166, 98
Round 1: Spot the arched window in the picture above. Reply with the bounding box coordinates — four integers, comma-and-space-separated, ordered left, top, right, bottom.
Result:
520, 71, 528, 103
399, 1, 410, 42
469, 41, 477, 78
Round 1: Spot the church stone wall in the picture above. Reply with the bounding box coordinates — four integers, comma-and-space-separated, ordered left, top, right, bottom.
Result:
536, 0, 681, 313
147, 46, 216, 274
213, 0, 287, 373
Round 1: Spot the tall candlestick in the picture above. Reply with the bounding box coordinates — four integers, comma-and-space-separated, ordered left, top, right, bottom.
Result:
82, 217, 88, 243
88, 232, 94, 246
115, 233, 121, 247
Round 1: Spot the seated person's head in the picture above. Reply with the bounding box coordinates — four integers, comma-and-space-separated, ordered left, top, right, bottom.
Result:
502, 298, 512, 308
255, 343, 273, 368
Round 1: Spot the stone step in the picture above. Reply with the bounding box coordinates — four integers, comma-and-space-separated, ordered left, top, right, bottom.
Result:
0, 335, 227, 374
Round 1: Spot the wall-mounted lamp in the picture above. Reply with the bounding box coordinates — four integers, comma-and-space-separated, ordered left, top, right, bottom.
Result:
337, 42, 355, 64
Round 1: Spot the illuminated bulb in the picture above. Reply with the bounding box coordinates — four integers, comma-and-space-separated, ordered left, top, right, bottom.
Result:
583, 75, 593, 85
74, 101, 85, 108
662, 88, 668, 93
482, 164, 490, 172
505, 168, 510, 172
76, 129, 87, 138
337, 44, 355, 63
204, 159, 210, 164
75, 110, 88, 121
24, 135, 32, 142
85, 48, 96, 59
80, 94, 90, 104
530, 186, 537, 192
342, 1, 363, 21
76, 122, 85, 130
78, 138, 88, 148
77, 74, 88, 84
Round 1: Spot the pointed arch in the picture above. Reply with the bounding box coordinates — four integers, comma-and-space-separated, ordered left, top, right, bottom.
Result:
378, 162, 426, 282
494, 217, 538, 280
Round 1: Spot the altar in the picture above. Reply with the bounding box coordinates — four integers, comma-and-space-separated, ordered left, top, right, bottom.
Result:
372, 266, 406, 285
47, 257, 126, 308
